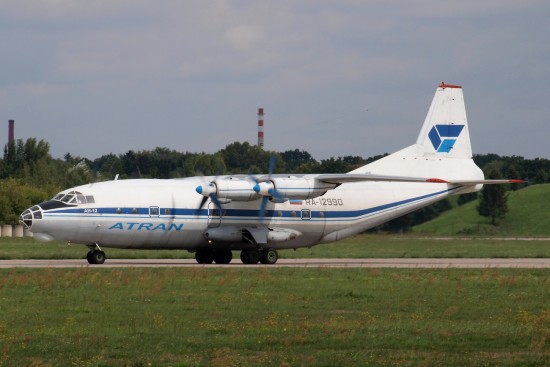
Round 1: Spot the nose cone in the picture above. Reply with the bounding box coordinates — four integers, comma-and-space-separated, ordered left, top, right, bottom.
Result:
20, 209, 33, 229
19, 206, 42, 230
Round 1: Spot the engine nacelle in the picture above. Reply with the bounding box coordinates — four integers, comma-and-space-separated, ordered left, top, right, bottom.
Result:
204, 226, 242, 242
204, 226, 302, 244
254, 176, 337, 200
196, 177, 260, 202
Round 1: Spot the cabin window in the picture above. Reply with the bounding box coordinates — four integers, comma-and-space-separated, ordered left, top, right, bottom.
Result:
116, 208, 122, 214
132, 208, 138, 214
164, 208, 171, 215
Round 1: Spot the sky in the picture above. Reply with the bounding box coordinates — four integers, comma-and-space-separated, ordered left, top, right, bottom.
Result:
1, 0, 549, 161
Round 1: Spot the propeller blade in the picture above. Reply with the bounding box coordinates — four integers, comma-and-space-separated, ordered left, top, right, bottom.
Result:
194, 195, 208, 215
209, 193, 223, 214
258, 196, 269, 222
268, 188, 286, 203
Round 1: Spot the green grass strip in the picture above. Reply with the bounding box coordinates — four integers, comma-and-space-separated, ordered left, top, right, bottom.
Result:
2, 235, 550, 260
0, 268, 548, 366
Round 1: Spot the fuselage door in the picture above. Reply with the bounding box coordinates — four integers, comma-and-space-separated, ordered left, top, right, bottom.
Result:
207, 202, 222, 227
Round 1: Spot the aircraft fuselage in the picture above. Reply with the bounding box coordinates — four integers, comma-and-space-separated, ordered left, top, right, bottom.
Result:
23, 176, 462, 251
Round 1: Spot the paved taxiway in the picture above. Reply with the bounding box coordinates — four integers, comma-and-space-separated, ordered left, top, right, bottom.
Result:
0, 258, 549, 268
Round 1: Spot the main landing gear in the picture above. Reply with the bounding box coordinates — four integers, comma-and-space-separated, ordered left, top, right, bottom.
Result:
195, 248, 278, 265
86, 243, 106, 265
195, 248, 232, 264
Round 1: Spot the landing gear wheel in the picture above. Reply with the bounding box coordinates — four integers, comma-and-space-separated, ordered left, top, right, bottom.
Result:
260, 248, 278, 264
87, 250, 106, 265
240, 249, 260, 264
213, 249, 232, 264
195, 249, 214, 264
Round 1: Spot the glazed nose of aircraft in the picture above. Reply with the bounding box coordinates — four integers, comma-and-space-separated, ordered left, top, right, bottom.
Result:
19, 206, 42, 230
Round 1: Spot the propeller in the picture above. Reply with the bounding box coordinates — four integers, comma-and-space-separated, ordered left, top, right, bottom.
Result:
193, 157, 226, 215
195, 180, 223, 214
193, 155, 285, 222
251, 155, 285, 221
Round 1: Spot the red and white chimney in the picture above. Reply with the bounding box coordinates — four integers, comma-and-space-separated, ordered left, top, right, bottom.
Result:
257, 108, 264, 148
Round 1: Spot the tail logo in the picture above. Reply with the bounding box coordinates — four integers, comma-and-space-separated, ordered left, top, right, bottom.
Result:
428, 124, 465, 153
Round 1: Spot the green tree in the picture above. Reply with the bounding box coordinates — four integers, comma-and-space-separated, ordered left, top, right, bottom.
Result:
457, 192, 477, 206
506, 165, 522, 191
281, 149, 317, 172
317, 156, 367, 173
477, 168, 508, 225
534, 169, 549, 184
192, 153, 227, 176
0, 179, 50, 224
220, 142, 282, 174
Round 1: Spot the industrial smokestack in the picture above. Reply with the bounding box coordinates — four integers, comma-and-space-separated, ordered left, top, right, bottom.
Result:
257, 108, 264, 148
8, 120, 14, 145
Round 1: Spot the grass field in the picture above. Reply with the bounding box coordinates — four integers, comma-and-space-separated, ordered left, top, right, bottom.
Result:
1, 234, 550, 261
415, 184, 550, 236
0, 267, 548, 366
1, 213, 549, 366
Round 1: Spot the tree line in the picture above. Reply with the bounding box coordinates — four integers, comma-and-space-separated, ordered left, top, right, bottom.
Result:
1, 138, 549, 226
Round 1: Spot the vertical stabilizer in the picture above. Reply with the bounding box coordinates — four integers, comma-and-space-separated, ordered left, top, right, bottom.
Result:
350, 82, 483, 182
416, 82, 472, 159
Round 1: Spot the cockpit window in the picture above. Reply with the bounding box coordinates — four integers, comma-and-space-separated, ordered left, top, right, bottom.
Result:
52, 191, 95, 206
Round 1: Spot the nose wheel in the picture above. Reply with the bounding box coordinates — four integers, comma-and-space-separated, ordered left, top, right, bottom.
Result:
86, 244, 106, 264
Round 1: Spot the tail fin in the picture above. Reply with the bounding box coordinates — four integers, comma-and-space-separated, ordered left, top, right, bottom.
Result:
415, 83, 472, 159
350, 82, 483, 182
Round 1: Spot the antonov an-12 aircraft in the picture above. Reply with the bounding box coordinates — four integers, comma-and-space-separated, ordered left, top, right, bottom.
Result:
20, 83, 521, 265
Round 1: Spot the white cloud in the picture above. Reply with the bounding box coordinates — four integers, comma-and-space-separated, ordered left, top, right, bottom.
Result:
225, 24, 262, 51
1, 0, 550, 159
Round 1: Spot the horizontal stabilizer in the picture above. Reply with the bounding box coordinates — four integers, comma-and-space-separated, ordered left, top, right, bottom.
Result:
317, 173, 442, 184
445, 179, 525, 185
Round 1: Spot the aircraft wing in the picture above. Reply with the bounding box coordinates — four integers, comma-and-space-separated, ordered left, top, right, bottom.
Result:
316, 173, 440, 184
315, 174, 524, 185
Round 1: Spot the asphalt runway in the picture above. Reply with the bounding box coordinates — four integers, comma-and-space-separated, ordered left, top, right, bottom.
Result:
0, 258, 549, 268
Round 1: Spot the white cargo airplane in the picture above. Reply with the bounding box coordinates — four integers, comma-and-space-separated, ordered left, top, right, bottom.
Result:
20, 83, 521, 265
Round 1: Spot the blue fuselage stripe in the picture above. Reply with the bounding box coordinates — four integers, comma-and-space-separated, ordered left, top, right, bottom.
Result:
43, 187, 457, 222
